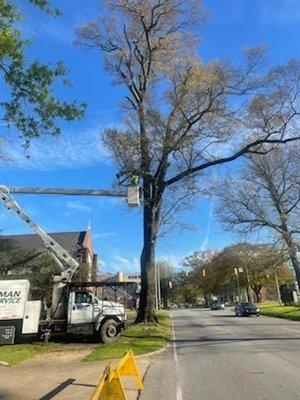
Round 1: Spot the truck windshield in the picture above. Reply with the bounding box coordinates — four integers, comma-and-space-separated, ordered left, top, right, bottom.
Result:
75, 292, 92, 304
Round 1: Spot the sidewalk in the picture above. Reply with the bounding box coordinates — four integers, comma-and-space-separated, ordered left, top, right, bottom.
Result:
0, 347, 151, 400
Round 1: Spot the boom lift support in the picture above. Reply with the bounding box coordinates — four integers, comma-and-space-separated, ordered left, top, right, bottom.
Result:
0, 185, 79, 281
0, 183, 140, 342
0, 182, 140, 282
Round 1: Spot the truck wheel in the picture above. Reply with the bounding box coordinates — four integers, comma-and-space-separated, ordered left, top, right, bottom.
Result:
100, 319, 120, 343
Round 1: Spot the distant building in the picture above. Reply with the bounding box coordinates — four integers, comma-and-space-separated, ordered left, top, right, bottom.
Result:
115, 272, 141, 291
99, 271, 141, 308
0, 229, 98, 280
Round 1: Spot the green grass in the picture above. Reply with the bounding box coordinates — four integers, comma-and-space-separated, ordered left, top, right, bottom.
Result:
0, 342, 61, 365
0, 311, 171, 365
259, 303, 300, 321
85, 310, 170, 362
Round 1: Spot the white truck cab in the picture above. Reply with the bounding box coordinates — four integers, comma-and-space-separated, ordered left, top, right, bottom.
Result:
67, 289, 126, 342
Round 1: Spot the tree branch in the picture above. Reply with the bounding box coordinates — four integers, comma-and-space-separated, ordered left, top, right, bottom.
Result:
164, 135, 300, 187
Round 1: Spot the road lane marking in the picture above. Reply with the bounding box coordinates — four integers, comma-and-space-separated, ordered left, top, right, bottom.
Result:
223, 328, 237, 336
280, 326, 300, 334
171, 318, 183, 400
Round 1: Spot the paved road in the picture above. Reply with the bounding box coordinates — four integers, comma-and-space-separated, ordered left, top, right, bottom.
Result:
140, 308, 300, 400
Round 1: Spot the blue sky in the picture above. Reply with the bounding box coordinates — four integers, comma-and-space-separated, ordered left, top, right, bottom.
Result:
1, 0, 299, 273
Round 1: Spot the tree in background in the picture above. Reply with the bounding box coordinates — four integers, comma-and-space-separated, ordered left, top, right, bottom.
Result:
0, 0, 85, 154
182, 251, 213, 306
183, 244, 293, 303
170, 270, 199, 307
0, 238, 59, 302
156, 259, 173, 308
227, 244, 292, 302
77, 0, 300, 322
215, 144, 300, 287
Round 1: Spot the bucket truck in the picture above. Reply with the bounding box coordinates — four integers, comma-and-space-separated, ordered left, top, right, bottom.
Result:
0, 186, 134, 345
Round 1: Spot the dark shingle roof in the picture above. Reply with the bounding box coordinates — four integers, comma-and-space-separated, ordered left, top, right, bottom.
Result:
0, 231, 86, 256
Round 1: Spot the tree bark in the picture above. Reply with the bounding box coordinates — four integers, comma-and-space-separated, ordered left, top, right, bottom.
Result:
253, 288, 261, 303
283, 233, 300, 287
268, 187, 300, 287
136, 195, 158, 322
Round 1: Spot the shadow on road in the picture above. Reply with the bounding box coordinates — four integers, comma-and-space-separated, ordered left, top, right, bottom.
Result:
171, 336, 300, 349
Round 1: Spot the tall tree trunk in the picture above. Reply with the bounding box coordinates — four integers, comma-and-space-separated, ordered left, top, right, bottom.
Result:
273, 201, 300, 287
252, 285, 262, 303
283, 232, 300, 287
245, 285, 251, 302
254, 289, 261, 303
136, 196, 157, 322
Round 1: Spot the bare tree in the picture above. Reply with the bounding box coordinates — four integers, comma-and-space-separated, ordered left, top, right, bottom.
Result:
77, 0, 300, 321
215, 144, 300, 286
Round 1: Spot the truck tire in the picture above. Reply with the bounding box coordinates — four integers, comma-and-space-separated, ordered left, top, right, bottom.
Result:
100, 319, 120, 343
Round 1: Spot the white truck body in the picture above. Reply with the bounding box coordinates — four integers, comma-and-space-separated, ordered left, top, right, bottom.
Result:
22, 300, 42, 334
0, 279, 126, 344
0, 280, 42, 343
0, 280, 30, 320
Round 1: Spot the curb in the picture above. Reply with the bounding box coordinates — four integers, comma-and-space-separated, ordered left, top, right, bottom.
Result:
135, 345, 167, 360
0, 361, 10, 367
84, 343, 168, 364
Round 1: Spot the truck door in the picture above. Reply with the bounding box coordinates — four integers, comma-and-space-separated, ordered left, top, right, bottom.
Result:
68, 291, 93, 325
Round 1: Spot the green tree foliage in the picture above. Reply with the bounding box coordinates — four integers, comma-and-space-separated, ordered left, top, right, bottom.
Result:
184, 244, 294, 303
169, 270, 200, 306
0, 0, 85, 149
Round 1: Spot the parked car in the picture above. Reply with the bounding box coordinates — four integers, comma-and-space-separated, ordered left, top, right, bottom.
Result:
210, 301, 225, 310
235, 302, 260, 317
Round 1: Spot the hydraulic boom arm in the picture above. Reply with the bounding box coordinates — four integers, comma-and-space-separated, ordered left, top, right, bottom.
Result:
0, 185, 79, 281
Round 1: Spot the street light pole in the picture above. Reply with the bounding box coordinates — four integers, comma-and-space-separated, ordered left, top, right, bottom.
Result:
245, 266, 252, 302
154, 262, 158, 311
157, 262, 161, 310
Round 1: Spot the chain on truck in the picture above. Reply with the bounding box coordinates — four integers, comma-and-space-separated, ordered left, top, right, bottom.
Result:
0, 184, 140, 345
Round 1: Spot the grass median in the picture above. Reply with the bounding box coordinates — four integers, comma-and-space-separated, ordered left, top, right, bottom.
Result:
85, 310, 170, 362
0, 342, 61, 365
0, 311, 170, 365
259, 303, 300, 321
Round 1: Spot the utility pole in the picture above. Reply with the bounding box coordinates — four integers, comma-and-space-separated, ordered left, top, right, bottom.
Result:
154, 262, 158, 311
245, 265, 252, 302
234, 268, 240, 301
157, 261, 161, 310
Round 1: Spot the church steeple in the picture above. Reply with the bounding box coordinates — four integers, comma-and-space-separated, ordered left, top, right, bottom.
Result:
87, 220, 91, 231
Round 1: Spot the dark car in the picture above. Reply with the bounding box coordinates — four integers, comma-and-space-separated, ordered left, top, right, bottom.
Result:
211, 301, 225, 310
235, 301, 260, 317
